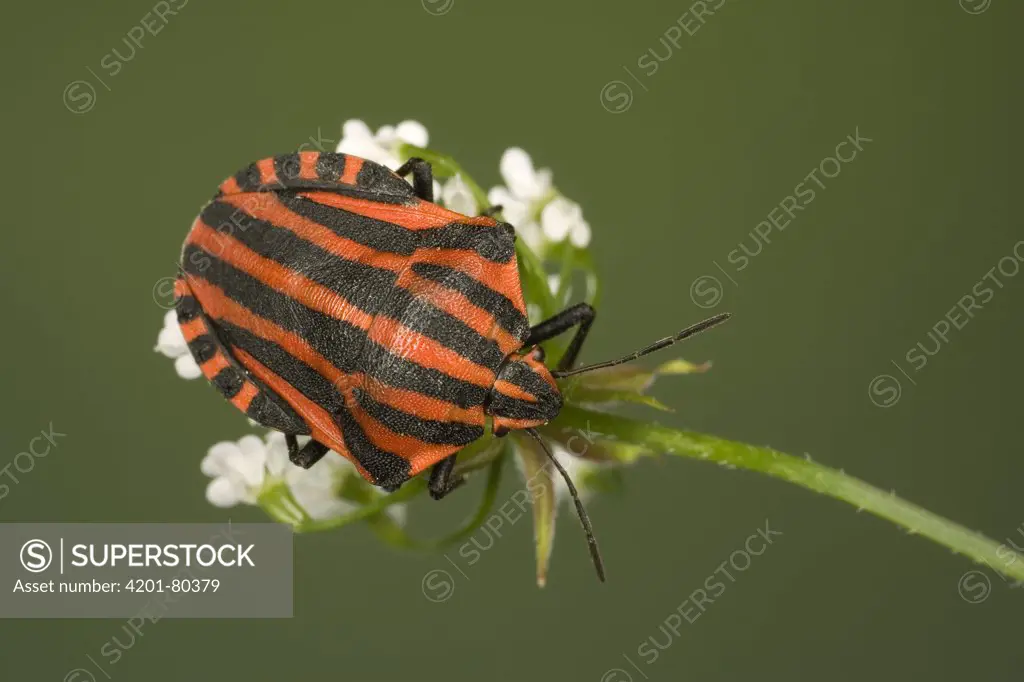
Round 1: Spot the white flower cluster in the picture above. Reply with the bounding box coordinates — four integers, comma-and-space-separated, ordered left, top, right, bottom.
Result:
487, 147, 591, 254
202, 432, 404, 526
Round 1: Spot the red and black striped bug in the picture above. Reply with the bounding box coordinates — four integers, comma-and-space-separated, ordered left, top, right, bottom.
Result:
173, 151, 730, 580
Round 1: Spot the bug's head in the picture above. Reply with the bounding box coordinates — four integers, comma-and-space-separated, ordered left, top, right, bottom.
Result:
486, 347, 562, 436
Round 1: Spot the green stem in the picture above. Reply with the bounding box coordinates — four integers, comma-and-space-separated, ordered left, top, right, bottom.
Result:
557, 405, 1024, 582
257, 481, 313, 526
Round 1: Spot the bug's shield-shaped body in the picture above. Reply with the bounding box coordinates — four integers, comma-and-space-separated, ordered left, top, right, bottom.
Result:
176, 152, 531, 489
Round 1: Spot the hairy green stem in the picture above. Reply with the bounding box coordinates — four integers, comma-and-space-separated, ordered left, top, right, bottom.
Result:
557, 405, 1024, 582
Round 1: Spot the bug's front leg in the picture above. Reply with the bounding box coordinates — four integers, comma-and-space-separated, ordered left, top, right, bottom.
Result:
286, 434, 330, 469
394, 157, 434, 202
525, 303, 597, 371
427, 454, 465, 500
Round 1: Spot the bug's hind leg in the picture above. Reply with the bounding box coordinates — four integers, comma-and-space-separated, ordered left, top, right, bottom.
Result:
285, 435, 330, 469
428, 454, 465, 500
174, 277, 310, 435
394, 157, 434, 201
524, 303, 596, 372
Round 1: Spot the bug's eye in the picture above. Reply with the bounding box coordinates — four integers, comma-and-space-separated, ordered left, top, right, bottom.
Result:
530, 346, 546, 362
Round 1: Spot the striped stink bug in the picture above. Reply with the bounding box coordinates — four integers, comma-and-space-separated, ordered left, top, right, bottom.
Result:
174, 151, 729, 579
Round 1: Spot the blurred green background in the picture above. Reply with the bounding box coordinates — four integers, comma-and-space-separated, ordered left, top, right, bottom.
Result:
2, 0, 1021, 679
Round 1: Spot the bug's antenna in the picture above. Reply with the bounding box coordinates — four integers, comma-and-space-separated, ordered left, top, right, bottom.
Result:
551, 312, 732, 379
524, 428, 606, 583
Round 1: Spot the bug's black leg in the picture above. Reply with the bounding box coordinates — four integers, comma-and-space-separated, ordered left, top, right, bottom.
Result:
525, 303, 596, 372
428, 454, 465, 500
480, 204, 504, 217
394, 157, 433, 202
286, 434, 330, 469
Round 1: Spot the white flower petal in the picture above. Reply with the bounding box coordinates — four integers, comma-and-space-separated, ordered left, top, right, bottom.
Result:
442, 175, 478, 216
295, 494, 355, 522
547, 274, 561, 295
206, 477, 243, 508
395, 120, 429, 148
155, 310, 189, 358
237, 434, 267, 460
540, 197, 580, 242
155, 325, 186, 358
487, 186, 515, 207
374, 125, 397, 145
225, 442, 266, 489
338, 138, 397, 168
287, 454, 354, 520
336, 135, 373, 157
291, 478, 351, 520
201, 442, 241, 478
488, 187, 530, 228
263, 432, 291, 478
338, 120, 396, 166
339, 119, 373, 144
500, 148, 549, 200
174, 354, 202, 380
517, 221, 545, 253
570, 219, 592, 248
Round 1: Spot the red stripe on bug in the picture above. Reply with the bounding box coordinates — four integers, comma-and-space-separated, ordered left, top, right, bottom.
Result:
218, 176, 242, 196
399, 268, 520, 355
299, 192, 498, 231
367, 316, 495, 389
493, 417, 545, 431
298, 151, 320, 180
257, 158, 278, 186
340, 156, 364, 185
174, 279, 191, 300
231, 381, 260, 412
493, 379, 538, 403
413, 250, 529, 318
199, 351, 231, 381
362, 378, 484, 427
178, 316, 208, 343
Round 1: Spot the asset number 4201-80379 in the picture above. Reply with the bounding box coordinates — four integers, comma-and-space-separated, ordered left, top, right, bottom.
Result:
125, 578, 220, 593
